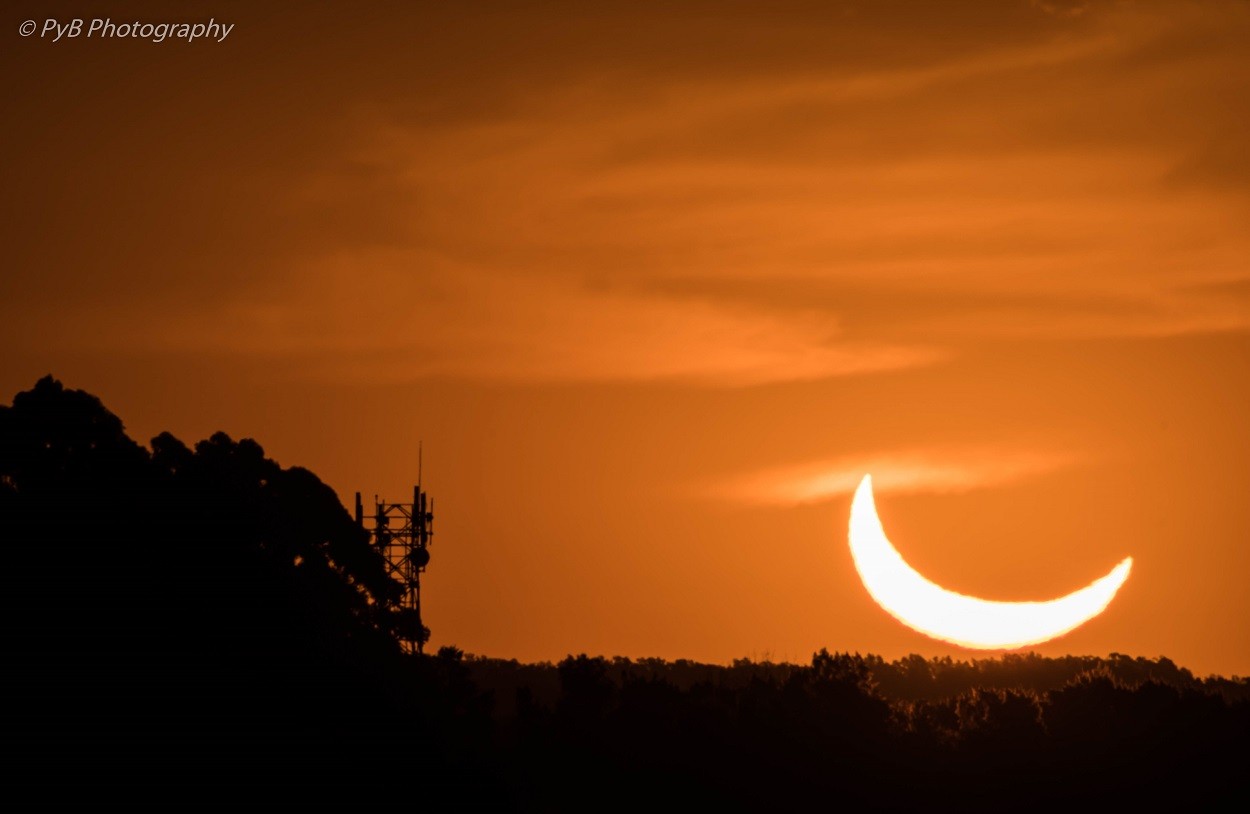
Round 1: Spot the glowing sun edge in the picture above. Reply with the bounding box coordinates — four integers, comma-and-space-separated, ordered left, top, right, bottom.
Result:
848, 474, 1132, 650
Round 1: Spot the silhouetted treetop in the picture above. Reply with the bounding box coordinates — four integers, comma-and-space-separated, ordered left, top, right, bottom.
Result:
0, 376, 405, 658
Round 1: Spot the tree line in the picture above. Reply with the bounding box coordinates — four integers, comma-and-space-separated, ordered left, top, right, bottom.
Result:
444, 648, 1248, 810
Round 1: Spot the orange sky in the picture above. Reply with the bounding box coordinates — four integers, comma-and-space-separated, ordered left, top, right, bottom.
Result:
4, 0, 1248, 675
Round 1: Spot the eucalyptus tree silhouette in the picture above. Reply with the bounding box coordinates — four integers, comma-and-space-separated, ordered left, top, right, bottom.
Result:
0, 376, 402, 657
0, 377, 445, 808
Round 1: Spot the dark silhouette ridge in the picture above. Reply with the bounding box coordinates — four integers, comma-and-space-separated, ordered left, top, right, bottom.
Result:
0, 377, 490, 809
2, 377, 1247, 810
467, 651, 1249, 810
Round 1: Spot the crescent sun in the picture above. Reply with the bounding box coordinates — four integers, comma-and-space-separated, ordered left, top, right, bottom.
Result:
848, 474, 1132, 650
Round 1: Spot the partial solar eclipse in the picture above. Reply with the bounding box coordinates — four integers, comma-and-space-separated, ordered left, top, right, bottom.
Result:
848, 475, 1132, 649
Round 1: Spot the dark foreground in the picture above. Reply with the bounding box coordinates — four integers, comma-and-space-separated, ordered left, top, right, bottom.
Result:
3, 378, 1247, 810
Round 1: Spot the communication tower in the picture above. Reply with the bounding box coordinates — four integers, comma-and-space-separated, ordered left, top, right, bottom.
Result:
356, 473, 434, 655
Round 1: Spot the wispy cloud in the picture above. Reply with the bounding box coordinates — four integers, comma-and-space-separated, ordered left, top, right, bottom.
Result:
715, 447, 1078, 505
24, 255, 940, 387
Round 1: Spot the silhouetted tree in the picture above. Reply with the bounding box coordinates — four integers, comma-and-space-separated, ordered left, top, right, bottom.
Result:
0, 377, 475, 808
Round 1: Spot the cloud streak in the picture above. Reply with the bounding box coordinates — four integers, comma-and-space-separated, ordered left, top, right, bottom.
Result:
716, 447, 1078, 505
19, 255, 940, 386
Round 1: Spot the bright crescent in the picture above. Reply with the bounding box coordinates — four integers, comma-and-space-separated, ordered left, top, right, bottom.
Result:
848, 474, 1132, 649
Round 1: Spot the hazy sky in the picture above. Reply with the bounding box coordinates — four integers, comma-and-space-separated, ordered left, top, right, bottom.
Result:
4, 0, 1248, 675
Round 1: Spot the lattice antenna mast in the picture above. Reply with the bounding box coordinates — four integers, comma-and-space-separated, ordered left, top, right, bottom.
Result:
355, 460, 435, 655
